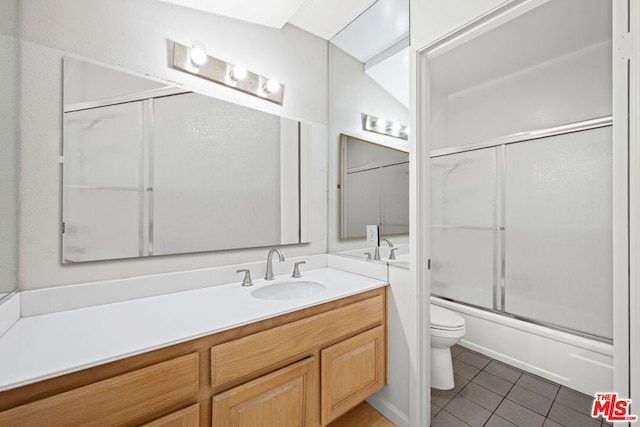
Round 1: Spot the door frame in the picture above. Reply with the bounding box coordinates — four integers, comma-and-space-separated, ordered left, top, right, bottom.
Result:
412, 0, 637, 424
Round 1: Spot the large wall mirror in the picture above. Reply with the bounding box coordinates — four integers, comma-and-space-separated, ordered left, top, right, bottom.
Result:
0, 0, 19, 301
340, 134, 409, 239
63, 58, 310, 263
328, 0, 410, 248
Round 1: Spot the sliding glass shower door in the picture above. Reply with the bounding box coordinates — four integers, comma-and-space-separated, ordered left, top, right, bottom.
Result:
430, 123, 613, 341
431, 148, 498, 310
503, 126, 612, 339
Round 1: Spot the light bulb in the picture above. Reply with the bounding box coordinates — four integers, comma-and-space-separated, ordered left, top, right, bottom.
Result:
231, 65, 248, 81
190, 42, 207, 66
265, 79, 280, 94
390, 122, 402, 132
376, 119, 387, 131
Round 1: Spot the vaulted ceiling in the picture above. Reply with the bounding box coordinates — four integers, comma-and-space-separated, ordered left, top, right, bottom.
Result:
158, 0, 377, 40
159, 0, 410, 108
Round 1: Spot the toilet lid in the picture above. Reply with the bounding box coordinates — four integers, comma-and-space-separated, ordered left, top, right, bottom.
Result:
430, 305, 465, 330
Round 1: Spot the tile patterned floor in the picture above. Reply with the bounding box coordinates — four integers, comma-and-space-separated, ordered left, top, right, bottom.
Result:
431, 345, 612, 427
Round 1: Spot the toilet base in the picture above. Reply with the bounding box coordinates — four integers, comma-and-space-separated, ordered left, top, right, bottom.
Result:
431, 346, 455, 390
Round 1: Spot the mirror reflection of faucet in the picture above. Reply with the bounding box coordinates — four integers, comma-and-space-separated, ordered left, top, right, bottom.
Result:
380, 238, 394, 248
379, 238, 394, 260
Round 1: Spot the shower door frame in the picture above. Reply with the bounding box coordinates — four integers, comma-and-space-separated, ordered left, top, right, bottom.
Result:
429, 116, 614, 343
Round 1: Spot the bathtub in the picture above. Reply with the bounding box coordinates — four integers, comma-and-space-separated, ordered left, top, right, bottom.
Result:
431, 296, 613, 396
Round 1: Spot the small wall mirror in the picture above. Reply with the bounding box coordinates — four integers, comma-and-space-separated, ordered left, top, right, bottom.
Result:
339, 134, 409, 239
62, 58, 310, 262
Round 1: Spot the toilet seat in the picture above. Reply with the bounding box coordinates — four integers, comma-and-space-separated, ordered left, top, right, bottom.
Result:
430, 304, 465, 331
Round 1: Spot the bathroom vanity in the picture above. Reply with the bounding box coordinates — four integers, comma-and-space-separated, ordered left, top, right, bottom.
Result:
0, 271, 387, 426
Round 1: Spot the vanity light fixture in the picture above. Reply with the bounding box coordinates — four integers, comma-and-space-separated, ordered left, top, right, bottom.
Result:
230, 64, 248, 81
362, 113, 409, 140
171, 41, 285, 105
265, 79, 280, 94
189, 41, 207, 66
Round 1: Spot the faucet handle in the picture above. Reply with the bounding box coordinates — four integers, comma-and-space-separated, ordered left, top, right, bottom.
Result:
389, 248, 398, 260
364, 252, 372, 261
292, 261, 306, 278
237, 269, 253, 286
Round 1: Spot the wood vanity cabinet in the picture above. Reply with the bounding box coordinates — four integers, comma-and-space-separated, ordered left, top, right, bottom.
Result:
321, 326, 385, 424
212, 358, 316, 426
0, 287, 386, 426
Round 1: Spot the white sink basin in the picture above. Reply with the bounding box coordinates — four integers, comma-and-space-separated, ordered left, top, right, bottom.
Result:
251, 281, 326, 300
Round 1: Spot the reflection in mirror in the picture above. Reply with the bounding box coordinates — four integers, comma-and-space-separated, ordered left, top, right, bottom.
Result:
340, 135, 409, 239
0, 0, 19, 301
63, 59, 309, 263
328, 0, 410, 253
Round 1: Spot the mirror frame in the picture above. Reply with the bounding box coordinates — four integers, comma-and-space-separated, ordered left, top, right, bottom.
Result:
61, 58, 312, 262
339, 133, 409, 240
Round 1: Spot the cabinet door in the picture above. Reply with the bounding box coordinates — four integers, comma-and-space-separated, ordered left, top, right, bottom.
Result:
321, 326, 385, 425
212, 357, 316, 427
142, 403, 200, 427
0, 353, 199, 427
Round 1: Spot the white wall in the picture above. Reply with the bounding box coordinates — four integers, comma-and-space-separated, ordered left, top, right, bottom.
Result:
328, 44, 409, 253
367, 265, 414, 427
411, 0, 512, 50
18, 0, 328, 290
0, 0, 19, 298
432, 40, 612, 149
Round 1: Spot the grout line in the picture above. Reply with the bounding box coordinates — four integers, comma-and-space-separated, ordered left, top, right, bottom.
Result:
543, 384, 561, 419
443, 345, 601, 427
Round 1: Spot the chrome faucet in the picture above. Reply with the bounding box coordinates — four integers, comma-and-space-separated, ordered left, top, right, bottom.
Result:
265, 247, 285, 280
236, 269, 253, 286
373, 239, 395, 261
292, 261, 306, 278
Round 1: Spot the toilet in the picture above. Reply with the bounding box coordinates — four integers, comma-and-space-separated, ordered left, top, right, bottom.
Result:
430, 304, 466, 390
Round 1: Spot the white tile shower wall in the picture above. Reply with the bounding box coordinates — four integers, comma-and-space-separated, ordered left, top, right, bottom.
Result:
18, 0, 329, 291
21, 254, 329, 317
0, 292, 20, 338
437, 41, 611, 149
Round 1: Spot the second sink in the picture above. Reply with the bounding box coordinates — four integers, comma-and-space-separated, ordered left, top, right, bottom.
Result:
251, 281, 326, 301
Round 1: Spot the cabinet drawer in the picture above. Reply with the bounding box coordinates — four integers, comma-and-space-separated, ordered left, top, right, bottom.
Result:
212, 357, 316, 427
321, 326, 385, 425
0, 353, 199, 427
142, 403, 200, 427
211, 295, 384, 388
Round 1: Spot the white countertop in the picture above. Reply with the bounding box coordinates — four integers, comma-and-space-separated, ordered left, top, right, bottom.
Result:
0, 268, 387, 392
